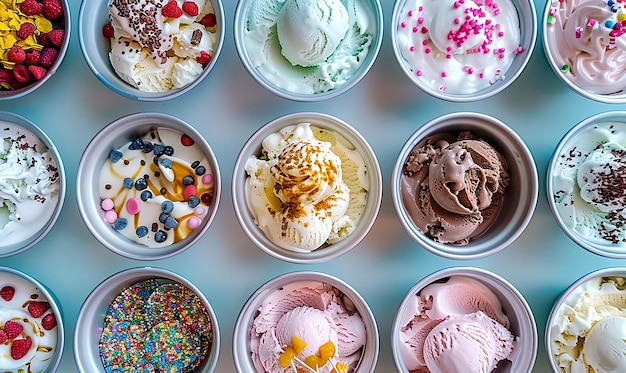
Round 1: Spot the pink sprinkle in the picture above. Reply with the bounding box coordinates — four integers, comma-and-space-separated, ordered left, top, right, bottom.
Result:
418, 16, 424, 24
401, 21, 406, 28
202, 174, 213, 185
419, 5, 423, 10
479, 72, 485, 78
587, 19, 597, 27
187, 216, 201, 230
104, 210, 118, 224
441, 72, 447, 77
183, 184, 197, 200
408, 10, 413, 16
416, 70, 423, 76
498, 31, 504, 37
421, 26, 429, 33
464, 65, 474, 74
499, 54, 504, 58
494, 9, 500, 15
425, 48, 431, 54
446, 54, 452, 59
413, 26, 419, 33
422, 40, 428, 46
549, 7, 557, 15
101, 198, 114, 211
410, 45, 416, 51
454, 17, 460, 24
126, 197, 141, 215
454, 1, 460, 7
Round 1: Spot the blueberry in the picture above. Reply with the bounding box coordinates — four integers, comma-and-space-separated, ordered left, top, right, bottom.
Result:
153, 143, 165, 156
188, 196, 200, 208
155, 230, 167, 243
114, 218, 128, 230
159, 158, 172, 169
109, 150, 123, 163
164, 216, 178, 230
136, 226, 149, 238
142, 141, 154, 153
191, 160, 200, 169
123, 178, 134, 189
182, 175, 195, 186
129, 138, 143, 150
140, 190, 153, 201
161, 200, 174, 213
163, 145, 174, 156
195, 166, 206, 176
159, 212, 169, 224
135, 178, 148, 190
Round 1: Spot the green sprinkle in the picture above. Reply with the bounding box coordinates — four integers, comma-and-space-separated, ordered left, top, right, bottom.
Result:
561, 64, 570, 73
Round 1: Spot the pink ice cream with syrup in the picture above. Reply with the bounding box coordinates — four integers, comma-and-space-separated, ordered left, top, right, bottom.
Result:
249, 281, 366, 373
398, 276, 516, 373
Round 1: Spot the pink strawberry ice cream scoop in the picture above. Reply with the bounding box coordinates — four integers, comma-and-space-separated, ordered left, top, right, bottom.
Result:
401, 131, 509, 244
249, 280, 366, 373
398, 276, 516, 373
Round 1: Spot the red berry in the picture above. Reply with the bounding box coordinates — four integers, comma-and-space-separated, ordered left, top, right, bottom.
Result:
17, 22, 36, 40
39, 47, 58, 68
41, 314, 57, 330
19, 0, 43, 15
42, 0, 63, 20
12, 65, 31, 83
25, 50, 41, 65
27, 301, 50, 318
0, 286, 15, 301
182, 1, 198, 16
10, 337, 32, 360
0, 330, 7, 344
7, 46, 26, 64
181, 134, 194, 146
4, 321, 23, 339
195, 50, 211, 65
102, 23, 114, 38
162, 0, 182, 18
47, 29, 64, 46
199, 13, 216, 27
28, 65, 47, 80
38, 31, 52, 46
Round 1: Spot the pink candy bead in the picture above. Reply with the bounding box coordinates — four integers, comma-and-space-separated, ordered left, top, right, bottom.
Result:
195, 206, 206, 216
183, 185, 197, 200
202, 174, 213, 185
101, 198, 114, 211
104, 210, 118, 224
126, 197, 141, 215
187, 216, 201, 230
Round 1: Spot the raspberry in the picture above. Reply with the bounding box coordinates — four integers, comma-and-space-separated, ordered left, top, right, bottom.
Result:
4, 321, 23, 339
39, 47, 58, 68
195, 50, 211, 65
0, 286, 15, 301
102, 23, 114, 38
38, 31, 52, 47
27, 301, 50, 318
12, 65, 31, 83
42, 0, 63, 20
199, 13, 216, 27
17, 22, 36, 40
162, 0, 182, 18
182, 1, 198, 16
0, 330, 7, 345
7, 46, 26, 63
28, 65, 47, 80
47, 29, 64, 46
25, 50, 41, 65
19, 0, 43, 15
41, 314, 57, 330
10, 337, 32, 360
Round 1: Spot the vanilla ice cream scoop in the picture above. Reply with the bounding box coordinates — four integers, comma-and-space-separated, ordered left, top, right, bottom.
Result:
276, 0, 350, 67
582, 316, 626, 373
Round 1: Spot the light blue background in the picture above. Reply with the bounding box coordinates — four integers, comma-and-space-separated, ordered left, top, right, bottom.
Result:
1, 0, 623, 371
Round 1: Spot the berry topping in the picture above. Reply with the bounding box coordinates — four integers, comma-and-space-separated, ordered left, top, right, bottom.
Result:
102, 23, 115, 38
28, 65, 47, 80
27, 301, 51, 318
39, 47, 59, 68
12, 65, 31, 83
109, 150, 123, 163
195, 50, 211, 65
41, 313, 57, 330
136, 226, 149, 238
7, 46, 26, 64
19, 0, 43, 16
181, 134, 194, 146
47, 29, 65, 46
0, 330, 7, 344
17, 22, 36, 40
4, 320, 23, 339
10, 337, 32, 360
42, 0, 63, 20
114, 218, 128, 230
181, 1, 198, 16
0, 286, 15, 301
199, 13, 216, 27
162, 0, 183, 18
24, 50, 41, 65
0, 69, 12, 82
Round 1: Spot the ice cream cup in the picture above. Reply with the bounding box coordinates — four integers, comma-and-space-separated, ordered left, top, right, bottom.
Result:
0, 266, 65, 372
544, 267, 626, 373
0, 0, 70, 100
78, 0, 224, 101
391, 112, 538, 259
76, 112, 220, 260
542, 2, 626, 104
547, 111, 626, 258
74, 266, 219, 373
0, 111, 66, 258
233, 0, 384, 101
391, 0, 537, 102
391, 266, 538, 373
233, 271, 379, 373
232, 112, 382, 264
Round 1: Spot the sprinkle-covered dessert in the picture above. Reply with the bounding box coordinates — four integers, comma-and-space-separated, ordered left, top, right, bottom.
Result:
395, 0, 523, 94
0, 271, 59, 372
98, 279, 213, 372
98, 127, 214, 247
0, 122, 60, 249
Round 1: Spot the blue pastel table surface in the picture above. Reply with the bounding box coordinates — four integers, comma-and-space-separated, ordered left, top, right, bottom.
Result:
0, 0, 622, 372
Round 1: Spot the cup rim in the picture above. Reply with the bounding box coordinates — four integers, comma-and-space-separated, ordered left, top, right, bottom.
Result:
75, 112, 221, 260
232, 270, 379, 373
232, 0, 384, 102
390, 0, 537, 102
0, 1, 71, 101
391, 266, 538, 373
73, 266, 220, 373
0, 265, 65, 373
546, 111, 626, 258
77, 0, 225, 101
0, 111, 67, 257
231, 111, 382, 264
391, 111, 538, 259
